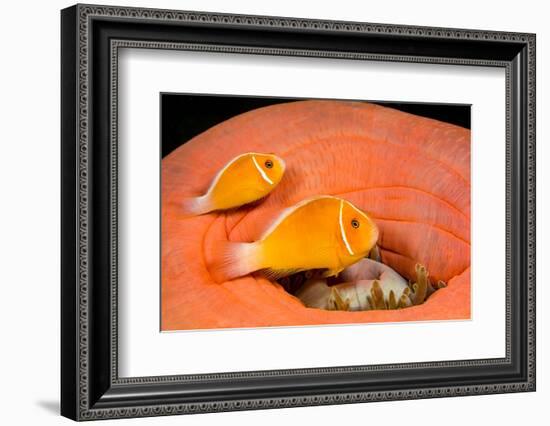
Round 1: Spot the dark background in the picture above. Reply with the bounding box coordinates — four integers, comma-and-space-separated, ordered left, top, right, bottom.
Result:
161, 94, 471, 158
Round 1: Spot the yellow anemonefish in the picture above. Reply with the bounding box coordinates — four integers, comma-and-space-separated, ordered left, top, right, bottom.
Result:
210, 196, 379, 282
182, 152, 286, 216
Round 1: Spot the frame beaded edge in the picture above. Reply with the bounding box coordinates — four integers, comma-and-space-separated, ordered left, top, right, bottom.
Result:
74, 4, 536, 419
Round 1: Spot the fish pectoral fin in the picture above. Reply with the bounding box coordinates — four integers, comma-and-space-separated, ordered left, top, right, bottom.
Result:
261, 268, 303, 281
321, 267, 345, 278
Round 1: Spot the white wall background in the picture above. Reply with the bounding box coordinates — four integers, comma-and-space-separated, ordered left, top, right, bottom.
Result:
0, 0, 546, 424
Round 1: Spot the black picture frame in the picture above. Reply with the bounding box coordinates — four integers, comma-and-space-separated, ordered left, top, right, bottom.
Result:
61, 4, 536, 421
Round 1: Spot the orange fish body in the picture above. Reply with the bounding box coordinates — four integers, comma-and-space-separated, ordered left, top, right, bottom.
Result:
211, 196, 379, 282
182, 152, 285, 215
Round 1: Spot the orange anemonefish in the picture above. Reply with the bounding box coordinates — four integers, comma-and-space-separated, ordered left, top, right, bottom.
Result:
182, 152, 286, 216
209, 195, 379, 282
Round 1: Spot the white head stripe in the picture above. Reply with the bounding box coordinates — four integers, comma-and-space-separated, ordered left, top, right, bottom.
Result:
252, 155, 274, 185
339, 200, 355, 256
349, 202, 370, 221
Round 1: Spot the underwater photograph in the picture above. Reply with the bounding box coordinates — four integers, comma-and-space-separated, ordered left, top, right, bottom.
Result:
160, 94, 471, 331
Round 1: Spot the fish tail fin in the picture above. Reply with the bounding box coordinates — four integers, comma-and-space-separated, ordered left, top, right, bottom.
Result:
208, 241, 263, 283
181, 195, 211, 217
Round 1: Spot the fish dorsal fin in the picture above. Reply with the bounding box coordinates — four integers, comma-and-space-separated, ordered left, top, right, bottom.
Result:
259, 195, 338, 240
204, 152, 266, 196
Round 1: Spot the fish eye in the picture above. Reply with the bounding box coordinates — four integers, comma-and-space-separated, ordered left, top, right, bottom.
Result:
351, 219, 360, 229
265, 160, 273, 169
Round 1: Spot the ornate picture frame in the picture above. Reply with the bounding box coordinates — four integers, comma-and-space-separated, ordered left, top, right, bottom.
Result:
61, 4, 535, 420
